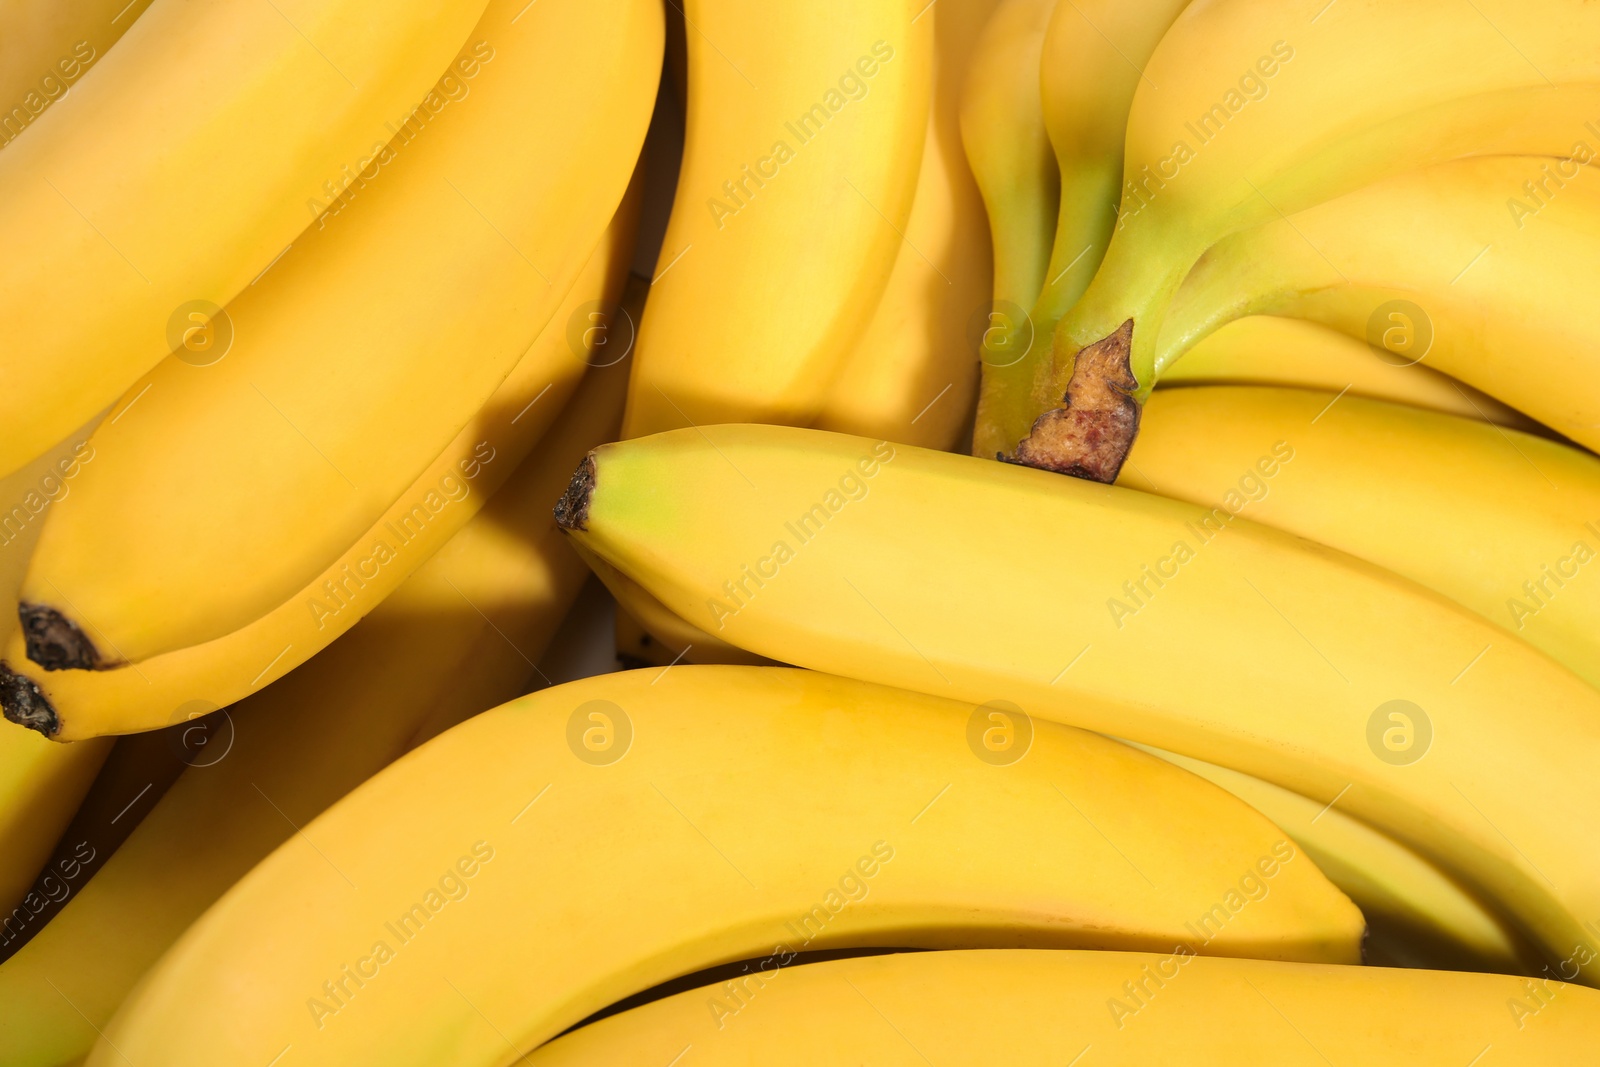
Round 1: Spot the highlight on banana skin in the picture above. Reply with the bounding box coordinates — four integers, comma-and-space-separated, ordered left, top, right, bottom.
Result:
0, 0, 1596, 1063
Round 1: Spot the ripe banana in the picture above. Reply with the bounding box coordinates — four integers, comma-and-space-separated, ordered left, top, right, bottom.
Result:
0, 349, 629, 1067
1121, 386, 1600, 690
559, 424, 1600, 982
1000, 0, 1600, 478
1, 176, 642, 741
1129, 741, 1538, 975
0, 0, 490, 480
0, 430, 111, 927
1031, 0, 1190, 330
816, 0, 998, 451
1160, 316, 1536, 431
621, 0, 932, 436
1158, 154, 1600, 454
0, 0, 150, 141
959, 0, 1057, 315
91, 666, 1362, 1065
13, 0, 661, 679
528, 948, 1600, 1065
1, 719, 190, 962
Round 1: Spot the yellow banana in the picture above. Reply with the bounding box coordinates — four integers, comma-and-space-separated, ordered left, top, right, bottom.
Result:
529, 948, 1600, 1065
1, 719, 190, 963
1, 174, 642, 741
959, 0, 1057, 315
1157, 154, 1600, 454
1160, 316, 1537, 431
0, 429, 111, 928
560, 424, 1600, 982
817, 0, 998, 451
996, 0, 1600, 478
0, 0, 151, 140
0, 0, 490, 479
621, 0, 932, 436
12, 0, 660, 679
92, 666, 1361, 1065
1121, 386, 1600, 690
1130, 741, 1538, 975
1032, 0, 1191, 329
974, 0, 1190, 460
0, 345, 629, 1067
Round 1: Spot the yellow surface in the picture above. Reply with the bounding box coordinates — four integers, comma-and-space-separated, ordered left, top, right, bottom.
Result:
622, 0, 932, 435
570, 424, 1600, 982
0, 0, 490, 476
533, 949, 1600, 1064
1, 326, 630, 1067
94, 667, 1360, 1065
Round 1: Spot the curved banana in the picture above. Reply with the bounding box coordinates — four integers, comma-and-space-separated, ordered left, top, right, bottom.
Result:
560, 424, 1600, 982
959, 0, 1057, 314
0, 340, 630, 1067
0, 0, 490, 479
621, 0, 932, 437
817, 0, 998, 451
0, 0, 151, 141
529, 949, 1600, 1065
1031, 0, 1190, 331
1120, 386, 1600, 689
1130, 741, 1538, 975
1003, 0, 1600, 478
13, 0, 661, 677
92, 666, 1361, 1065
1160, 316, 1536, 431
1157, 154, 1600, 454
0, 430, 111, 929
1, 176, 643, 740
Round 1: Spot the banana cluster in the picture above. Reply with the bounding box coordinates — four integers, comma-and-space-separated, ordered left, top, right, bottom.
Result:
3, 0, 1600, 1064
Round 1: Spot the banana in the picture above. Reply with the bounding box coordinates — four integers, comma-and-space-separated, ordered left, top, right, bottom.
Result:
0, 345, 630, 1067
995, 0, 1600, 478
91, 666, 1362, 1065
12, 0, 660, 680
1157, 154, 1600, 454
1, 718, 190, 963
816, 0, 998, 452
1129, 741, 1538, 975
1160, 316, 1537, 431
559, 424, 1600, 982
0, 0, 490, 480
620, 0, 932, 437
973, 0, 1188, 460
528, 948, 1600, 1065
0, 0, 152, 140
1031, 0, 1191, 331
0, 172, 643, 741
1121, 386, 1600, 690
959, 0, 1057, 315
0, 429, 111, 928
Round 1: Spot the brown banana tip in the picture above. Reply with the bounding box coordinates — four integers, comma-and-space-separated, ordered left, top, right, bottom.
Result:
0, 662, 59, 736
1007, 318, 1140, 484
19, 603, 106, 671
554, 452, 597, 532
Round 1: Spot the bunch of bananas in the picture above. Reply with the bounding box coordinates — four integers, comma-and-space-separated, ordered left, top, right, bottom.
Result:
3, 0, 1600, 1064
